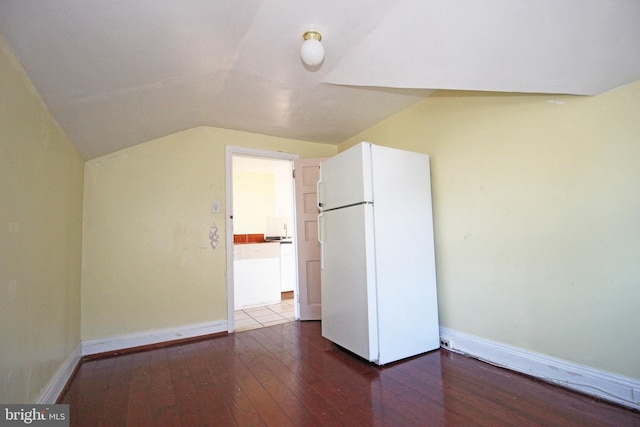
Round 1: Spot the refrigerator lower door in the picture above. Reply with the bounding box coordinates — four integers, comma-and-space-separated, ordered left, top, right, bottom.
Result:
320, 203, 378, 362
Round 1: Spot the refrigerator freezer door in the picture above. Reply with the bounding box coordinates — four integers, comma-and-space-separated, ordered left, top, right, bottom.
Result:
320, 203, 378, 362
318, 142, 373, 211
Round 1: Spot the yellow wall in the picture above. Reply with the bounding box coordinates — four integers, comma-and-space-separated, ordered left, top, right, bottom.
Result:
81, 127, 336, 340
232, 172, 275, 234
342, 83, 640, 379
0, 36, 84, 403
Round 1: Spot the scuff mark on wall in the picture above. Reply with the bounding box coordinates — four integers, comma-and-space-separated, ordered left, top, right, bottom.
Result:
8, 278, 18, 301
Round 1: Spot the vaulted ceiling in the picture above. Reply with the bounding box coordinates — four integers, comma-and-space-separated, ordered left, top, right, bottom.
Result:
1, 0, 639, 159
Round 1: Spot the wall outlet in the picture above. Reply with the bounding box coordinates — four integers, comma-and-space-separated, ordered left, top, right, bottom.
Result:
440, 338, 452, 350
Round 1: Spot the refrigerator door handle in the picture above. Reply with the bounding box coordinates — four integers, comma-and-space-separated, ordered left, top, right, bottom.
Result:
317, 179, 323, 210
318, 212, 324, 269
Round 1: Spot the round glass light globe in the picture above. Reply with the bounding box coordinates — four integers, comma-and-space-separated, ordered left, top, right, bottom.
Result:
300, 38, 324, 66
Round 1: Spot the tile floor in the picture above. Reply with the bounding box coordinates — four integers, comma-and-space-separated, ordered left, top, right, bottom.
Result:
234, 298, 295, 332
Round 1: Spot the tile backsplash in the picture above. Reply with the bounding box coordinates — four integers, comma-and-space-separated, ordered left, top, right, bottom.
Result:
233, 233, 265, 244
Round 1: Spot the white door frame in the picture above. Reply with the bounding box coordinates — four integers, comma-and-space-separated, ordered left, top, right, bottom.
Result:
225, 145, 298, 332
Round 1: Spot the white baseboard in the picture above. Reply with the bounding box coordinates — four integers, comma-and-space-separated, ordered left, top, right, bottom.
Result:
82, 320, 228, 356
439, 327, 640, 411
37, 344, 82, 404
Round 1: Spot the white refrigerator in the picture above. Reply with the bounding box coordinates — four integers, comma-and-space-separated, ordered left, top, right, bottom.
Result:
318, 142, 440, 365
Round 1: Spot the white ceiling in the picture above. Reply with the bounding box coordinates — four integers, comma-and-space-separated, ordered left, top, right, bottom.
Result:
1, 0, 639, 160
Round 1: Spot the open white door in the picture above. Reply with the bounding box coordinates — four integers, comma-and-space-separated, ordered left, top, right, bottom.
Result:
294, 158, 326, 320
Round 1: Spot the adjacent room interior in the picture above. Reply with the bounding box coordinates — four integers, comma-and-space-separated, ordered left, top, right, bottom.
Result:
231, 154, 296, 331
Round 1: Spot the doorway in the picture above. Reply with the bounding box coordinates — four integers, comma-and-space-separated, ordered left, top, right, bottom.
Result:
225, 146, 298, 332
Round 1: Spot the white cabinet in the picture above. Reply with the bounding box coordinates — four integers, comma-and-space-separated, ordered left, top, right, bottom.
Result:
234, 242, 280, 310
280, 243, 295, 292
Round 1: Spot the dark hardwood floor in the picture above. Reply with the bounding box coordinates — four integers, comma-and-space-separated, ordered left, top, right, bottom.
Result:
60, 321, 640, 426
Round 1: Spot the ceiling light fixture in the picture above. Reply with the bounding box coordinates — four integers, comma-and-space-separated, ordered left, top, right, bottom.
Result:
300, 30, 324, 67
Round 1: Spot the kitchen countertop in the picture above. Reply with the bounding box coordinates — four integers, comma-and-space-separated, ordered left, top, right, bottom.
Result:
233, 233, 291, 244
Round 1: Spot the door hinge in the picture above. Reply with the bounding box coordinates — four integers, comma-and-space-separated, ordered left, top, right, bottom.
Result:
292, 169, 296, 179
